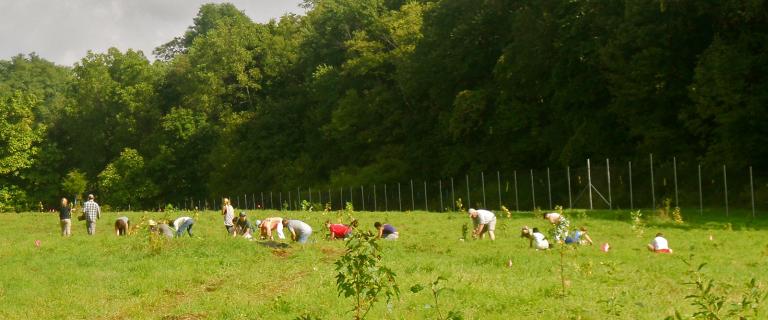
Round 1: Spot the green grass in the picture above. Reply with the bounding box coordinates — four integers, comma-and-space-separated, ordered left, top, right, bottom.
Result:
0, 208, 766, 319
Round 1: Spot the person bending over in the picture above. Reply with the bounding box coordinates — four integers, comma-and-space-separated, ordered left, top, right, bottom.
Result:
468, 208, 496, 240
565, 227, 593, 245
283, 218, 313, 243
172, 216, 195, 237
115, 216, 129, 236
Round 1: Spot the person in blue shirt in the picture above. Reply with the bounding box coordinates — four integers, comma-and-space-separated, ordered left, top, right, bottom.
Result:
564, 227, 594, 245
374, 222, 399, 240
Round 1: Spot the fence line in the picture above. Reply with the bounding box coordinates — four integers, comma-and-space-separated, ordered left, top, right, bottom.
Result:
164, 155, 762, 217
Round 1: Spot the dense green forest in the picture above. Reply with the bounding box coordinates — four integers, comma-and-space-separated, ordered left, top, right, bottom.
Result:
0, 0, 766, 211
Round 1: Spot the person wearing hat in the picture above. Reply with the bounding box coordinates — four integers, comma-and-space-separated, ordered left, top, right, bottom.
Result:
468, 208, 496, 241
172, 216, 195, 237
82, 194, 101, 235
235, 212, 253, 239
148, 219, 174, 239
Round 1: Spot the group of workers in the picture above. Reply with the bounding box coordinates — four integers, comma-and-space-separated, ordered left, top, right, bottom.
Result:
469, 208, 673, 253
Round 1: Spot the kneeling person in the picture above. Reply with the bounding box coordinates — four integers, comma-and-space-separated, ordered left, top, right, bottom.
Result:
374, 222, 399, 240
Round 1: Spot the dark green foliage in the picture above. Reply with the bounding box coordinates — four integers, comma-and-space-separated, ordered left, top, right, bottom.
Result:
1, 0, 767, 210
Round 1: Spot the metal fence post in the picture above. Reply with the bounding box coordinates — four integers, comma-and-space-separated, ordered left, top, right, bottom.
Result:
629, 161, 634, 210
361, 185, 365, 211
244, 194, 248, 210
236, 196, 240, 208
349, 186, 353, 207
497, 171, 502, 210
514, 170, 519, 212
750, 166, 755, 218
606, 159, 612, 210
270, 192, 273, 210
530, 169, 536, 210
288, 191, 291, 210
410, 180, 415, 211
439, 180, 444, 212
451, 177, 455, 211
398, 182, 402, 211
384, 184, 388, 212
339, 187, 343, 209
650, 154, 656, 209
465, 175, 471, 209
424, 181, 428, 211
567, 166, 572, 209
723, 165, 729, 217
252, 194, 256, 210
373, 184, 377, 211
279, 192, 282, 211
309, 187, 312, 205
587, 159, 593, 210
547, 167, 552, 209
481, 172, 487, 208
260, 192, 264, 210
673, 156, 679, 207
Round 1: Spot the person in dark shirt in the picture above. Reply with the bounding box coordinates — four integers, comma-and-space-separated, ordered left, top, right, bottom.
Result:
59, 197, 72, 237
374, 222, 399, 240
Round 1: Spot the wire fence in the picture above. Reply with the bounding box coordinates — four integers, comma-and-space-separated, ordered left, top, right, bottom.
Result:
176, 155, 765, 218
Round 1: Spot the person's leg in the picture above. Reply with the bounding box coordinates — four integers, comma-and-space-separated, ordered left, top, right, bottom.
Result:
297, 232, 309, 243
186, 220, 194, 236
488, 218, 496, 241
276, 221, 285, 239
87, 221, 95, 235
66, 219, 72, 236
60, 220, 66, 236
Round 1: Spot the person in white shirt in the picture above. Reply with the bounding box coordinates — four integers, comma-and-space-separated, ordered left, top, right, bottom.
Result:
521, 226, 550, 250
222, 198, 235, 236
647, 232, 673, 253
172, 216, 195, 237
468, 208, 496, 240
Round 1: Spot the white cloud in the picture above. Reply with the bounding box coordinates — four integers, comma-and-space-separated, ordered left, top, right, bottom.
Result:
0, 0, 305, 66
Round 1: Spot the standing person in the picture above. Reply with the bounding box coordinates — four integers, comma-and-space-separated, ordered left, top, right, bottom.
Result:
114, 216, 129, 236
82, 194, 101, 235
58, 197, 72, 237
172, 216, 195, 237
258, 217, 285, 240
543, 212, 570, 242
374, 222, 399, 240
222, 198, 235, 236
648, 232, 673, 253
283, 218, 313, 243
468, 208, 496, 240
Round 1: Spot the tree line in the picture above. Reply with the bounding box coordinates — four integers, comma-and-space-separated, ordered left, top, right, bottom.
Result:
0, 0, 766, 211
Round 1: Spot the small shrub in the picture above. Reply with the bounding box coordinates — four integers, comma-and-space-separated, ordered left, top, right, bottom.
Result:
672, 207, 684, 224
630, 210, 645, 237
409, 276, 463, 320
335, 231, 399, 320
501, 205, 511, 218
455, 198, 464, 212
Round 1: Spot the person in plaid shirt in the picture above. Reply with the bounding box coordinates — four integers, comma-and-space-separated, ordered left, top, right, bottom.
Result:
82, 194, 101, 235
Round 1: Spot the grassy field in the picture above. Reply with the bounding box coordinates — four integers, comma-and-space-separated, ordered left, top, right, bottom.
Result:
0, 208, 766, 319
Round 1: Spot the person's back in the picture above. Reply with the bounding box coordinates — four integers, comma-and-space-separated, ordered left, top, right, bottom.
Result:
158, 223, 174, 238
115, 216, 129, 236
532, 229, 549, 250
285, 219, 313, 243
649, 232, 672, 253
173, 216, 195, 237
329, 223, 350, 238
475, 209, 495, 225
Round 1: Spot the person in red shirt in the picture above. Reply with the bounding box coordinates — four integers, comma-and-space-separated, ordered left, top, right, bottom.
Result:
326, 219, 357, 239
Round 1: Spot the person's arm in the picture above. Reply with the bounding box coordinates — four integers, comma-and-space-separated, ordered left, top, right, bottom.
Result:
265, 224, 273, 240
97, 204, 101, 219
474, 224, 485, 237
377, 228, 384, 238
583, 233, 594, 245
289, 228, 297, 241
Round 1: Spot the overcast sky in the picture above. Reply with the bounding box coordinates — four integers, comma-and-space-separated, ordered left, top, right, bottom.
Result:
0, 0, 305, 66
